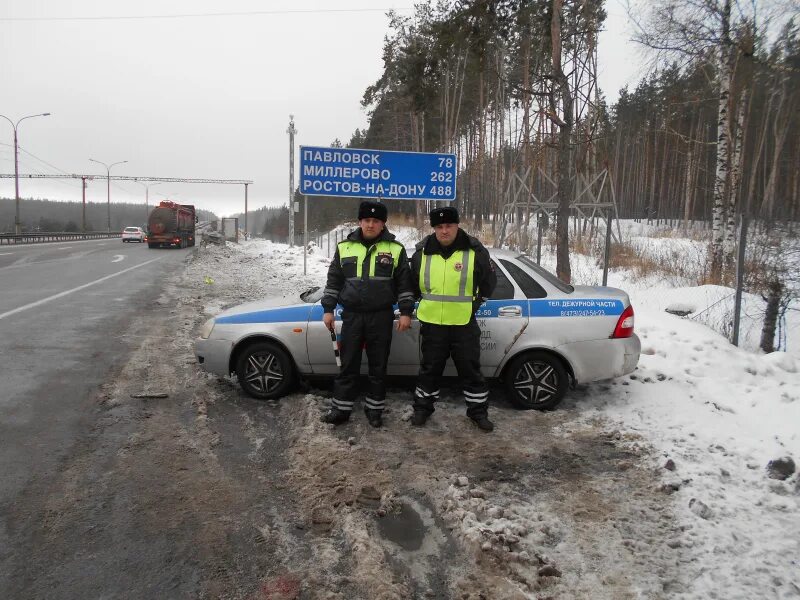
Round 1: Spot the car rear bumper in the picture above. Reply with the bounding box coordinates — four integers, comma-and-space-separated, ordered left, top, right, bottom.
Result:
556, 334, 640, 383
194, 337, 234, 377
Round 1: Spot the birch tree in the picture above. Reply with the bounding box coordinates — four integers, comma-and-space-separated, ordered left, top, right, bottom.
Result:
630, 0, 762, 282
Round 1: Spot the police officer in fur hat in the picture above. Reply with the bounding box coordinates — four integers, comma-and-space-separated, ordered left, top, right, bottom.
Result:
320, 201, 415, 428
409, 206, 497, 431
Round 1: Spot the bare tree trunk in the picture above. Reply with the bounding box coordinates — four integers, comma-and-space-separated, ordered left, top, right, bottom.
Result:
552, 0, 572, 283
760, 279, 783, 353
416, 112, 427, 227
724, 87, 749, 277
762, 80, 790, 223
791, 132, 800, 230
744, 86, 770, 224
521, 26, 532, 250
683, 115, 696, 230
620, 129, 630, 216
495, 48, 505, 240
710, 0, 732, 282
658, 108, 671, 222
442, 69, 448, 151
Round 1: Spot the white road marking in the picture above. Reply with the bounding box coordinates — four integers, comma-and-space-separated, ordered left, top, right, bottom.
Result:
111, 255, 125, 263
0, 252, 14, 256
0, 256, 164, 321
58, 246, 71, 250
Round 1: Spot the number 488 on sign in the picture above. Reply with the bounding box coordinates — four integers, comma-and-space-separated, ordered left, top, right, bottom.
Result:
430, 186, 452, 196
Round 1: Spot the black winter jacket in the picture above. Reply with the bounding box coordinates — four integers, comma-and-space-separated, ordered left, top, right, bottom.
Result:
321, 228, 415, 315
410, 228, 497, 313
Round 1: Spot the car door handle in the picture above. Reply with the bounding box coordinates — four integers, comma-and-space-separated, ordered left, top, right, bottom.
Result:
498, 306, 522, 317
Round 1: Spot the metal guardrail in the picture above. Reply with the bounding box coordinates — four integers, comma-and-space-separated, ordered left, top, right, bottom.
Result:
0, 232, 122, 245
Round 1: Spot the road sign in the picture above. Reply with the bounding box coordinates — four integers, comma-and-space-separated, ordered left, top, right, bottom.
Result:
299, 146, 456, 201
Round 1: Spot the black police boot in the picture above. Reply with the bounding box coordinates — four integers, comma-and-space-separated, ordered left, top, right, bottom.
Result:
321, 408, 351, 425
365, 409, 383, 428
411, 410, 430, 427
470, 414, 494, 432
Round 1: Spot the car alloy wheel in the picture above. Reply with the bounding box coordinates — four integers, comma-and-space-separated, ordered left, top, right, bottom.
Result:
235, 342, 294, 400
504, 351, 568, 410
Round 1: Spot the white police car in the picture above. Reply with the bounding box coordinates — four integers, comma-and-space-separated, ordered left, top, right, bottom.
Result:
194, 249, 640, 410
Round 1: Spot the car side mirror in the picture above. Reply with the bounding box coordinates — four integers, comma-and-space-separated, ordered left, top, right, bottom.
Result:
300, 286, 322, 303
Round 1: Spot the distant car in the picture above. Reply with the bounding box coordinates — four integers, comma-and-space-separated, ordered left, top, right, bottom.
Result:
194, 249, 640, 410
122, 226, 145, 243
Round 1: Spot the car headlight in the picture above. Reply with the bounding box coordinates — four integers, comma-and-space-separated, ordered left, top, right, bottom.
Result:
199, 317, 216, 339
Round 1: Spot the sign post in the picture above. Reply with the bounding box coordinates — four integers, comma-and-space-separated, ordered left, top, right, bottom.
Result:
287, 116, 297, 247
299, 146, 457, 202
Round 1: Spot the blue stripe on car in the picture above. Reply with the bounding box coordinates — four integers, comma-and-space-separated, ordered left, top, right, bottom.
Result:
214, 298, 623, 325
215, 305, 313, 324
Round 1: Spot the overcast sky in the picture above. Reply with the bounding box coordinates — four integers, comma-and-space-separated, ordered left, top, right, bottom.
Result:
0, 0, 643, 218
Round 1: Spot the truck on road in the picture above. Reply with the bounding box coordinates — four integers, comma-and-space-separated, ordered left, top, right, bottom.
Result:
147, 201, 196, 248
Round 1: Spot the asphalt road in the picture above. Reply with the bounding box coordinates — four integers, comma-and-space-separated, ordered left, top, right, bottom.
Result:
0, 238, 191, 590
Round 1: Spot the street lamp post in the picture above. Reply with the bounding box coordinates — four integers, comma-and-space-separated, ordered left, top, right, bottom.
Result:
136, 181, 161, 224
89, 158, 128, 233
0, 112, 51, 235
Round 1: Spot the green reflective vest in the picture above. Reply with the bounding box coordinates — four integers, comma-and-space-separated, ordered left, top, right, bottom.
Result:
417, 249, 476, 325
338, 239, 403, 278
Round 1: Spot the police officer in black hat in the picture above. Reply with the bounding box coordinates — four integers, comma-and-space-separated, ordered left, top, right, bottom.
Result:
320, 201, 415, 427
410, 206, 497, 431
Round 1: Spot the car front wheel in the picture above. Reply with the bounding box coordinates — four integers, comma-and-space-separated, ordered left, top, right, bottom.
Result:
235, 341, 295, 400
504, 351, 568, 410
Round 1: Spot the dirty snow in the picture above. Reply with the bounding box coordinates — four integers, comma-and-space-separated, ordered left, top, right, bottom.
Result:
188, 228, 800, 599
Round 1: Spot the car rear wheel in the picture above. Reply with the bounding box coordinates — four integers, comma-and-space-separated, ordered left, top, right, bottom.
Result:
235, 342, 295, 400
504, 351, 568, 410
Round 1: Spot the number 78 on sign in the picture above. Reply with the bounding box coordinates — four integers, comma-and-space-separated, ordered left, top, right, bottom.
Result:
299, 146, 457, 201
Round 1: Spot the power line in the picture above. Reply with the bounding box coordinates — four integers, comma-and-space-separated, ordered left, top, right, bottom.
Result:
0, 174, 253, 184
0, 7, 412, 22
0, 141, 73, 176
0, 142, 84, 190
16, 160, 83, 191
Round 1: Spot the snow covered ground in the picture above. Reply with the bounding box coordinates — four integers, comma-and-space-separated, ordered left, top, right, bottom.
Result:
191, 227, 799, 599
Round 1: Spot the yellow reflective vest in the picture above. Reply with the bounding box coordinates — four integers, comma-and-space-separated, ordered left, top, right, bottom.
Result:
337, 239, 403, 278
417, 249, 476, 325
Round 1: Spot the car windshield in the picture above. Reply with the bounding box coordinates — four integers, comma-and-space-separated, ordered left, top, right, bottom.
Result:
124, 227, 139, 232
516, 256, 574, 293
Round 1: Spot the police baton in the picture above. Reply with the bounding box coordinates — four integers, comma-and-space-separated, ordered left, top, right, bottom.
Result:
329, 328, 341, 368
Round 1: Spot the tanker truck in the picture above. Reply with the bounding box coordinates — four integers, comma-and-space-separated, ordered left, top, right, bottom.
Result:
147, 201, 196, 248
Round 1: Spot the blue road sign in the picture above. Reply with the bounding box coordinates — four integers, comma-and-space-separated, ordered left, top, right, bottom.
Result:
299, 146, 456, 201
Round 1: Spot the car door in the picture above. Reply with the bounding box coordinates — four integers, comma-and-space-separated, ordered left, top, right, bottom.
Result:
441, 259, 529, 378
305, 303, 340, 375
305, 302, 420, 376
386, 306, 420, 376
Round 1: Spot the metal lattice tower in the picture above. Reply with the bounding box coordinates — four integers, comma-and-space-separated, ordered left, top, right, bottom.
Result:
495, 167, 621, 251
